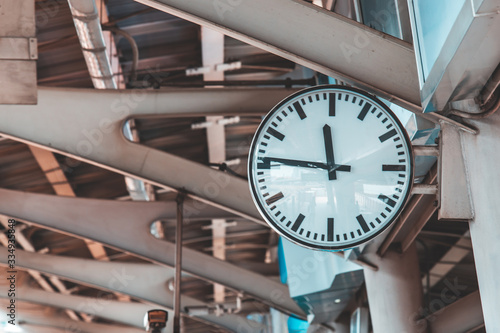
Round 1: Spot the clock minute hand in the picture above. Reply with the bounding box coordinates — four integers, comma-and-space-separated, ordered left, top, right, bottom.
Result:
323, 125, 352, 179
263, 157, 329, 170
323, 124, 338, 180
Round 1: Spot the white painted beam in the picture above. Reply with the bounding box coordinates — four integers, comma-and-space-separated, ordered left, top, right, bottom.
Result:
8, 309, 152, 333
0, 188, 304, 318
0, 286, 174, 332
0, 248, 266, 332
0, 217, 84, 322
0, 87, 301, 224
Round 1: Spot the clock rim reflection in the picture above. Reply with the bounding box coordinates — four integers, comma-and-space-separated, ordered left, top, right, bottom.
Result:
248, 85, 414, 251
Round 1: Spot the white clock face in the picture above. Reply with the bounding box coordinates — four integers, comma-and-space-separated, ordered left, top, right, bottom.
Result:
248, 85, 413, 251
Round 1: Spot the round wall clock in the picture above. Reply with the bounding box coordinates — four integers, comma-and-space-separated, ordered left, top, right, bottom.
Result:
248, 85, 414, 251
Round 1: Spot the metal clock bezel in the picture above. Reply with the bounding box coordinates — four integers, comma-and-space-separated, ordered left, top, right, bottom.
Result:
248, 85, 414, 251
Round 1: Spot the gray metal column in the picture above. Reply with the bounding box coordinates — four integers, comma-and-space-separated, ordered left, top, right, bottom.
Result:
364, 243, 424, 333
460, 110, 500, 333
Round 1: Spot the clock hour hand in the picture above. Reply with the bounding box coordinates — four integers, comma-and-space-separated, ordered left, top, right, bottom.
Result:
323, 124, 351, 180
262, 157, 329, 170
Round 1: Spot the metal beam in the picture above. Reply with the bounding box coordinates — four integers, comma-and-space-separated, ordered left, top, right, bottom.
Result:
14, 86, 298, 116
9, 309, 152, 333
0, 188, 305, 318
0, 219, 84, 322
28, 146, 111, 262
134, 0, 421, 109
0, 248, 266, 333
422, 231, 471, 291
0, 87, 298, 223
0, 286, 174, 332
429, 291, 484, 333
21, 323, 141, 333
0, 0, 37, 104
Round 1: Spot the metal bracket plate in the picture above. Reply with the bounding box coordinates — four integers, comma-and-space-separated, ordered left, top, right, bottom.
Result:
0, 37, 37, 60
438, 122, 473, 220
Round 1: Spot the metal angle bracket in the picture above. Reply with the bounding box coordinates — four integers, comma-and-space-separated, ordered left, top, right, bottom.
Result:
437, 121, 474, 220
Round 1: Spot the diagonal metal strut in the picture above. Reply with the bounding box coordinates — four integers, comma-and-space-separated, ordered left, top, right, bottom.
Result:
0, 188, 305, 318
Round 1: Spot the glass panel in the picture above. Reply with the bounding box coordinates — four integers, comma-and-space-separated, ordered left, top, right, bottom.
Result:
412, 0, 467, 80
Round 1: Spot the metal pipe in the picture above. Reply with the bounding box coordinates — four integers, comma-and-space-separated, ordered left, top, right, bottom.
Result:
174, 194, 184, 332
102, 26, 139, 83
449, 92, 500, 119
70, 0, 150, 208
67, 0, 117, 89
448, 64, 500, 119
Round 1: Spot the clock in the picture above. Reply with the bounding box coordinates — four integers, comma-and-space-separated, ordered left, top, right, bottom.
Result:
248, 85, 413, 251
